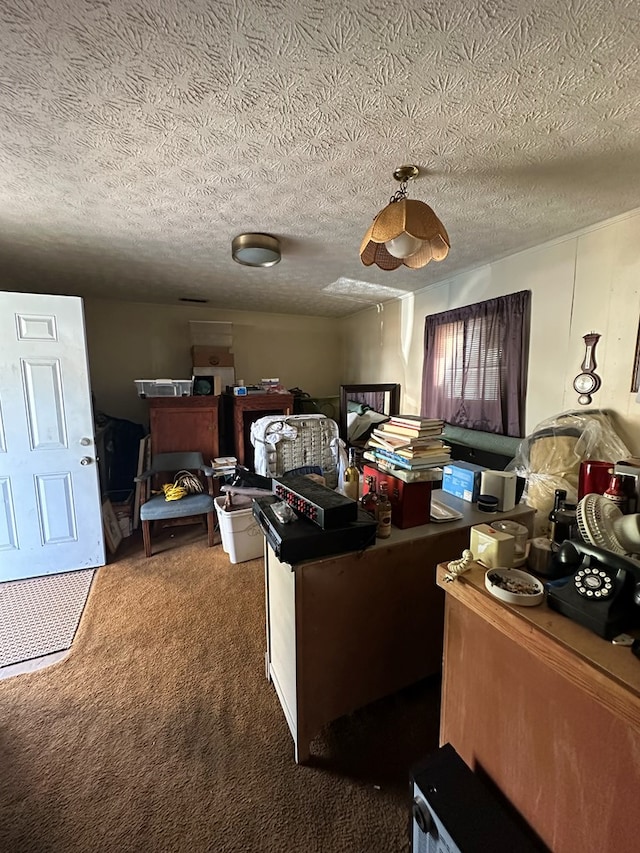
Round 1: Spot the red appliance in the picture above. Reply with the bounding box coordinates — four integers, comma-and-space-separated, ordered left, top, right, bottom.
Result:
363, 464, 432, 529
578, 460, 614, 499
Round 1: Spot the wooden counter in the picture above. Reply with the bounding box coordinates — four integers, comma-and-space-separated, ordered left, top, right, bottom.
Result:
437, 561, 640, 853
264, 492, 534, 763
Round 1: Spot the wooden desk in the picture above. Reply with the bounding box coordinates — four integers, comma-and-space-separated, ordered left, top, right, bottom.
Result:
264, 492, 534, 763
224, 392, 294, 467
437, 561, 640, 853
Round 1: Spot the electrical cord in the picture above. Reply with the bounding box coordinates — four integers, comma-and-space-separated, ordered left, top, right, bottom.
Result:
162, 483, 188, 501
173, 470, 204, 493
151, 471, 205, 501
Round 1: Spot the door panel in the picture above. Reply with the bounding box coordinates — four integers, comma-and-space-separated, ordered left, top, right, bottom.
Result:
0, 292, 105, 581
23, 358, 67, 448
0, 476, 18, 550
35, 472, 77, 544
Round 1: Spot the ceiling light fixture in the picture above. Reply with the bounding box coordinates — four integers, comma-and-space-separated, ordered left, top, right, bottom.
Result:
360, 165, 450, 270
232, 233, 281, 267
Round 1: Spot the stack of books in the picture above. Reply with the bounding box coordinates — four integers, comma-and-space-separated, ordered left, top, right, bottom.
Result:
211, 456, 238, 477
363, 415, 450, 482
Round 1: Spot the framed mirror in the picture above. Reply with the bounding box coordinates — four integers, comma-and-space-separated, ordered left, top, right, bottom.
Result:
339, 383, 401, 445
632, 320, 640, 393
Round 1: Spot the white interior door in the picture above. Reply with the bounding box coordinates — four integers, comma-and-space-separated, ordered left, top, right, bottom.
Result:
0, 292, 105, 581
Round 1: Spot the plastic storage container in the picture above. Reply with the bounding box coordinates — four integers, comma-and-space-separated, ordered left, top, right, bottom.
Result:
134, 379, 193, 397
214, 497, 263, 563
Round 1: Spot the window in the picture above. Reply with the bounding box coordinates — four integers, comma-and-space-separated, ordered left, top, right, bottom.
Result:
421, 291, 531, 436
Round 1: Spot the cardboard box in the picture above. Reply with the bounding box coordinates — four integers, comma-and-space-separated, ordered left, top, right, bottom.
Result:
441, 460, 485, 502
363, 463, 432, 528
191, 345, 235, 368
107, 490, 133, 538
189, 320, 233, 348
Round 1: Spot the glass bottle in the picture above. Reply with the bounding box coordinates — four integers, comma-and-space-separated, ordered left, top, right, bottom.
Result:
343, 447, 360, 502
548, 489, 567, 544
361, 475, 378, 516
375, 482, 392, 539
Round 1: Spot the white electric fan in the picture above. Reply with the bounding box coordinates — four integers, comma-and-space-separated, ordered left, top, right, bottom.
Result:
576, 494, 640, 557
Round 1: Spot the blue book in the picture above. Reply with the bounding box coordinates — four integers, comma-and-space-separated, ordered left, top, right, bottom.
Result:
373, 447, 450, 470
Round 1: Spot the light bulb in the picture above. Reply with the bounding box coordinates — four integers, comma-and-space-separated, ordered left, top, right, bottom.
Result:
385, 233, 423, 259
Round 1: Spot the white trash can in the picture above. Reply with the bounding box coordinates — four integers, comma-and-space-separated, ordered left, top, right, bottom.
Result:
214, 497, 264, 564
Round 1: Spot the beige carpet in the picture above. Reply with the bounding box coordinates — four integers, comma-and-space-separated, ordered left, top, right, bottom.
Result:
0, 527, 441, 853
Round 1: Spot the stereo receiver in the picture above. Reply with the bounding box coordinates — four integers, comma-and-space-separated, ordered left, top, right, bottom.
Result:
272, 474, 358, 529
253, 497, 376, 565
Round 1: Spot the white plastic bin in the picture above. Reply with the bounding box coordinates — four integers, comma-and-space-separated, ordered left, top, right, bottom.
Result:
214, 497, 263, 564
134, 379, 193, 397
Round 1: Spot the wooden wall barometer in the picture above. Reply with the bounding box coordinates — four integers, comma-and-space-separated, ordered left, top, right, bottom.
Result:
573, 332, 601, 405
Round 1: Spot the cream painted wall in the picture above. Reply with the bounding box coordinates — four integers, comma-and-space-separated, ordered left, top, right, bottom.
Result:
341, 208, 640, 454
84, 299, 342, 425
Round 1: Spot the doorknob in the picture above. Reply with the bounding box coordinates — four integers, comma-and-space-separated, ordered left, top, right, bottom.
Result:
80, 456, 93, 466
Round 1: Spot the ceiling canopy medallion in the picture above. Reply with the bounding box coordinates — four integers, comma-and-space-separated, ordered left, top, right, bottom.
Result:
232, 233, 281, 267
360, 165, 450, 270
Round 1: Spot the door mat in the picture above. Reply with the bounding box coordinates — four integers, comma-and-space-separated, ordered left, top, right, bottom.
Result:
0, 570, 95, 668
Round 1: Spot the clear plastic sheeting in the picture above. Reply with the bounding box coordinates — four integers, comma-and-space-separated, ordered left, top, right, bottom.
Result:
507, 410, 630, 536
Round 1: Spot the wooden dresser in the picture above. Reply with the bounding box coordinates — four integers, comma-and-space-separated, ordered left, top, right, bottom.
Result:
223, 392, 294, 468
148, 396, 220, 463
437, 560, 640, 853
263, 493, 534, 763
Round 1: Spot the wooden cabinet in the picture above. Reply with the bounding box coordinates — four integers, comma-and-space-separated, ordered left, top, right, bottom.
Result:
223, 392, 294, 468
148, 396, 220, 462
437, 561, 640, 853
264, 492, 534, 763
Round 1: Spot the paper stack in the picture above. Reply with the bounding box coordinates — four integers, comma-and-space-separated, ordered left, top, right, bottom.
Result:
211, 456, 237, 476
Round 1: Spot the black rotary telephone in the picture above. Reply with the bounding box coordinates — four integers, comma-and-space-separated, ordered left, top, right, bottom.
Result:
546, 540, 640, 640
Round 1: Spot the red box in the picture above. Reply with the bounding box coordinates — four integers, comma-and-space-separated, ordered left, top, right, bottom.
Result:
363, 464, 432, 529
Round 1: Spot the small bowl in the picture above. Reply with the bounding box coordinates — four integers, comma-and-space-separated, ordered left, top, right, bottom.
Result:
484, 567, 544, 606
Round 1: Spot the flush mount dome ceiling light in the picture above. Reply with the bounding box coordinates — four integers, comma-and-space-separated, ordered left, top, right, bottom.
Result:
232, 233, 281, 267
360, 165, 450, 270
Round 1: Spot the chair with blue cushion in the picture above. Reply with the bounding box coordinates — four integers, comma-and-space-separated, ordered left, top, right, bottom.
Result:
136, 452, 216, 557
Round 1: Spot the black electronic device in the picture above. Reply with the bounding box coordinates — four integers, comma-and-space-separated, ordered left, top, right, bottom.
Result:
411, 743, 541, 852
272, 474, 358, 529
546, 540, 640, 640
193, 376, 215, 395
252, 496, 376, 565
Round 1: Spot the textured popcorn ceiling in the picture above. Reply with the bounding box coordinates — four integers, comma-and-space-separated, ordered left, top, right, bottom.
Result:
1, 0, 639, 318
